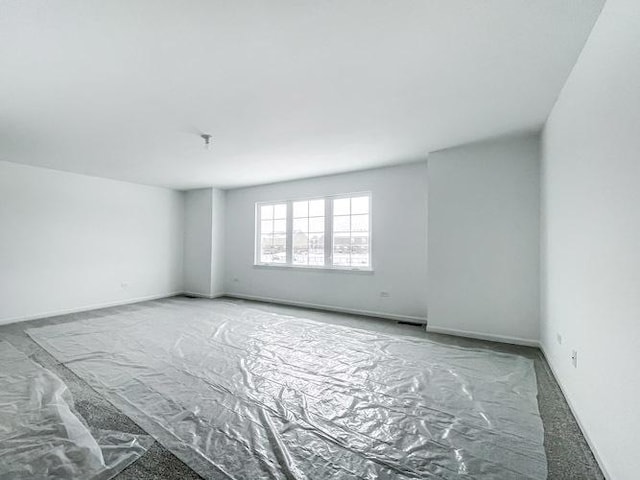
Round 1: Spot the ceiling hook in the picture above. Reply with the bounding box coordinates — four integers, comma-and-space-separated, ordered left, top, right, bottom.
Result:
200, 134, 213, 149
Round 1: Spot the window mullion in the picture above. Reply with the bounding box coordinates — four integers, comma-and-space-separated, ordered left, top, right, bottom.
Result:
285, 201, 293, 265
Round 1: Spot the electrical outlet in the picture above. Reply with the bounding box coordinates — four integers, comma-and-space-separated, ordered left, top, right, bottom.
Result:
571, 350, 578, 368
380, 291, 390, 298
120, 281, 129, 289
556, 333, 562, 345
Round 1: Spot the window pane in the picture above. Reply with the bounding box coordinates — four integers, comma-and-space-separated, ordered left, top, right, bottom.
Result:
309, 233, 324, 248
351, 214, 369, 232
261, 235, 274, 248
351, 232, 369, 244
308, 245, 324, 266
309, 199, 324, 217
293, 218, 308, 233
260, 235, 273, 263
351, 244, 369, 266
293, 201, 308, 218
351, 196, 369, 214
333, 215, 350, 232
293, 234, 308, 265
351, 233, 369, 267
309, 217, 324, 233
333, 198, 350, 215
351, 235, 370, 267
309, 232, 324, 266
292, 252, 307, 265
332, 234, 350, 266
332, 254, 350, 266
273, 219, 287, 234
261, 220, 273, 234
273, 203, 287, 219
271, 234, 287, 263
293, 231, 308, 248
260, 204, 273, 220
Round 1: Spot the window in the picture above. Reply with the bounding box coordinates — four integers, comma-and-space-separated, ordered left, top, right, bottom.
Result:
293, 199, 325, 266
258, 203, 287, 264
332, 196, 370, 268
256, 193, 371, 270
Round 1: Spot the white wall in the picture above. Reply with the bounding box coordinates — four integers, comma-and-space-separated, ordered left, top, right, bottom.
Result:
540, 1, 640, 478
427, 133, 540, 344
183, 187, 226, 297
224, 162, 428, 321
183, 189, 213, 296
210, 188, 226, 296
0, 161, 184, 324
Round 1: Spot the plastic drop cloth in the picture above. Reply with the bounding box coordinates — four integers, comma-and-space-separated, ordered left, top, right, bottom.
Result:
27, 299, 547, 479
0, 340, 151, 480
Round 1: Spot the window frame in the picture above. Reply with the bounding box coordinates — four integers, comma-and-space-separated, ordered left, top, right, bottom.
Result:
254, 192, 372, 272
255, 201, 289, 265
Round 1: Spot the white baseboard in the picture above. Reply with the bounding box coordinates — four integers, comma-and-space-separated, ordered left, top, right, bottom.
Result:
426, 325, 540, 347
224, 292, 428, 324
539, 345, 610, 480
0, 291, 183, 326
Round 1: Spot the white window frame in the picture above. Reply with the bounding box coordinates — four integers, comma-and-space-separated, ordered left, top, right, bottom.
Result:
254, 192, 372, 272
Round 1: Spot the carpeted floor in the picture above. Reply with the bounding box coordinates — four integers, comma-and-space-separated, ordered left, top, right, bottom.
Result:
0, 296, 604, 479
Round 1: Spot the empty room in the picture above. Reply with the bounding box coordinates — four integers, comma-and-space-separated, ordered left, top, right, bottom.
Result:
0, 1, 638, 479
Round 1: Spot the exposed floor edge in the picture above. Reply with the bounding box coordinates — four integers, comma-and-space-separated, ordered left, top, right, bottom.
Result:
182, 291, 225, 299
0, 291, 183, 327
427, 325, 540, 347
223, 293, 428, 324
539, 345, 611, 480
0, 340, 153, 478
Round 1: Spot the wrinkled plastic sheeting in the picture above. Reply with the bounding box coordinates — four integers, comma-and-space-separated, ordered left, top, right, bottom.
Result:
0, 341, 151, 480
28, 299, 548, 479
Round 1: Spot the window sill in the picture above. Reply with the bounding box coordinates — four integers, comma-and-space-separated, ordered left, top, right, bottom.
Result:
253, 263, 374, 274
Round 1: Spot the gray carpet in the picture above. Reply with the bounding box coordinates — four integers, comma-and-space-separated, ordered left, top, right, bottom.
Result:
0, 296, 604, 480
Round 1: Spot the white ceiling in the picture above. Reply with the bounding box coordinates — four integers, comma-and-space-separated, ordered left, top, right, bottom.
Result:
0, 0, 604, 190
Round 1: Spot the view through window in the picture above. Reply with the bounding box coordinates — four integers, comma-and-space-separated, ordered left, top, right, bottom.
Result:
258, 203, 287, 264
293, 199, 325, 266
256, 193, 371, 269
332, 196, 370, 267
